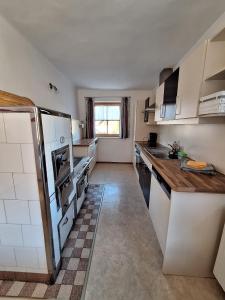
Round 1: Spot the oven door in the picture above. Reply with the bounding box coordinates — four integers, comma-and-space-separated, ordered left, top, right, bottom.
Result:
57, 174, 73, 214
52, 145, 70, 184
138, 157, 151, 208
77, 174, 87, 199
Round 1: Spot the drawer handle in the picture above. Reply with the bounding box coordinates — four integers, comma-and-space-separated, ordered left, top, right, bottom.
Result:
63, 217, 69, 226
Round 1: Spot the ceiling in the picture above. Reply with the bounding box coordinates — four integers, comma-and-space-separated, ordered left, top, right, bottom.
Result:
0, 0, 225, 90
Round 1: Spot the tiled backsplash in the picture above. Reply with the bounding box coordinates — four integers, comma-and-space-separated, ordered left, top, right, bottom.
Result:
0, 112, 47, 274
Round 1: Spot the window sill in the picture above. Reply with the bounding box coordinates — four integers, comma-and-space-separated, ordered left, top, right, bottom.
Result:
97, 136, 121, 139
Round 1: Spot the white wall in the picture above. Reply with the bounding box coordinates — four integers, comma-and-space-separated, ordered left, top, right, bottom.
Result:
158, 124, 225, 174
0, 15, 78, 118
158, 12, 225, 174
77, 89, 153, 162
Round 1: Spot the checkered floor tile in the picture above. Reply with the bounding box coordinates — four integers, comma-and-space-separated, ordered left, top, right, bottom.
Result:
0, 184, 104, 299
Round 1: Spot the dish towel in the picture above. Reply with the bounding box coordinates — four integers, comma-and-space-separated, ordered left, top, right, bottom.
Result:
180, 159, 215, 175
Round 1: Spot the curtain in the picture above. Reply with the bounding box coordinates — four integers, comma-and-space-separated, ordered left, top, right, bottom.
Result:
85, 97, 94, 138
120, 97, 129, 139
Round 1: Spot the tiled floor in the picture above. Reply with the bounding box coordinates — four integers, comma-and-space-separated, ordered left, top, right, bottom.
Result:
84, 163, 225, 300
0, 184, 103, 299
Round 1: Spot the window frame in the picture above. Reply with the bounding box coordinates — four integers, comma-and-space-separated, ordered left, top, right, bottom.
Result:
94, 102, 121, 137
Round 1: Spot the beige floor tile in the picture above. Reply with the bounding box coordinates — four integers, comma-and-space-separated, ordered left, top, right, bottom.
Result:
31, 283, 48, 298
67, 258, 80, 271
84, 163, 225, 300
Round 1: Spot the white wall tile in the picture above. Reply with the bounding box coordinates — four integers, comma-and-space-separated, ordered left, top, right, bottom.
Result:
0, 113, 6, 143
0, 173, 15, 199
13, 173, 39, 200
37, 247, 47, 270
22, 225, 44, 247
0, 224, 23, 246
21, 144, 36, 173
4, 200, 30, 224
0, 144, 23, 172
0, 200, 6, 223
14, 247, 39, 268
0, 246, 16, 267
4, 113, 33, 143
29, 201, 42, 225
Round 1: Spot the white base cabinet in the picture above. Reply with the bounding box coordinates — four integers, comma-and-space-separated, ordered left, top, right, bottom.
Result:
214, 224, 225, 291
149, 184, 225, 277
149, 175, 170, 255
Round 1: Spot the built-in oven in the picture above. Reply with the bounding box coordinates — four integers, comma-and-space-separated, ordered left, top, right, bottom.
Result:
135, 146, 152, 208
56, 173, 73, 215
77, 167, 88, 199
52, 145, 70, 185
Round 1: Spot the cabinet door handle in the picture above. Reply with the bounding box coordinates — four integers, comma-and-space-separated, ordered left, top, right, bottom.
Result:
160, 105, 165, 118
176, 96, 181, 115
63, 217, 69, 226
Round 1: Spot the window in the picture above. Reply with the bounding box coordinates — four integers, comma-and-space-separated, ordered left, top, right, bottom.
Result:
94, 102, 121, 137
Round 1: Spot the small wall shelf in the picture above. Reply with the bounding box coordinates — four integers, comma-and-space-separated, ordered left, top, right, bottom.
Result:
205, 68, 225, 81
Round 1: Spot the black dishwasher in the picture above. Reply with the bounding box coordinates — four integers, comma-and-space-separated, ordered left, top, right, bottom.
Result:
136, 148, 151, 207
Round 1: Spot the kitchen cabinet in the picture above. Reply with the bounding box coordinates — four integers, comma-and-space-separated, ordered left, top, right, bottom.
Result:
149, 171, 170, 255
176, 42, 207, 119
204, 28, 225, 81
154, 83, 165, 122
214, 224, 225, 291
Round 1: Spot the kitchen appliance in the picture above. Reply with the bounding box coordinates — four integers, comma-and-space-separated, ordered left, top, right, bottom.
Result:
73, 156, 90, 213
0, 104, 76, 283
135, 146, 152, 207
199, 91, 225, 116
148, 132, 157, 148
56, 173, 73, 214
52, 145, 70, 185
160, 68, 179, 120
77, 168, 89, 199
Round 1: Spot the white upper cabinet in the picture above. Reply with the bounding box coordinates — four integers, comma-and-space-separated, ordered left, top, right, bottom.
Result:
176, 42, 207, 119
155, 82, 165, 122
204, 28, 225, 81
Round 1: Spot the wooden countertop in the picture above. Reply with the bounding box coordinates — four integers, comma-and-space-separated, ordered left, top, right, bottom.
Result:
136, 142, 225, 194
73, 138, 98, 147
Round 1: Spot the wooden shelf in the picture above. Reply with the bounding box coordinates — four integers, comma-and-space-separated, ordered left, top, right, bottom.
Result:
211, 28, 225, 42
157, 116, 225, 125
205, 67, 225, 81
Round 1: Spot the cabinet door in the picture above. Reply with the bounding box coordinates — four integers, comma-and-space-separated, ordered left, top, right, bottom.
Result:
155, 83, 165, 122
149, 175, 170, 255
176, 42, 206, 119
55, 116, 71, 145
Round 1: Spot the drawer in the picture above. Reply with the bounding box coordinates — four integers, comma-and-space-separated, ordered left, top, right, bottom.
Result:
58, 201, 74, 249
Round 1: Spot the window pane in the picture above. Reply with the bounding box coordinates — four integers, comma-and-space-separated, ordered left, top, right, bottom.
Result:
108, 121, 120, 135
95, 121, 107, 134
107, 106, 120, 120
95, 106, 107, 121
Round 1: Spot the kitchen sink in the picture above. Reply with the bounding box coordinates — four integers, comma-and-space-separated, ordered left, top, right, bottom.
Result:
143, 146, 171, 160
